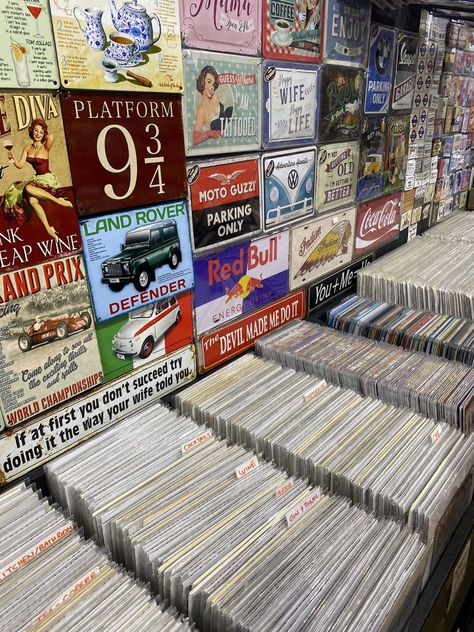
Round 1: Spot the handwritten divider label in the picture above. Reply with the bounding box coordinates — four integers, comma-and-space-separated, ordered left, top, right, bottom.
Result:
276, 480, 294, 497
35, 566, 100, 623
303, 380, 327, 402
235, 455, 259, 479
0, 522, 74, 580
181, 430, 213, 454
431, 423, 443, 444
286, 487, 321, 528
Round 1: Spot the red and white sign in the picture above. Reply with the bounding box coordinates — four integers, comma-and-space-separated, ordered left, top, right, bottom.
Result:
198, 291, 305, 372
355, 192, 401, 255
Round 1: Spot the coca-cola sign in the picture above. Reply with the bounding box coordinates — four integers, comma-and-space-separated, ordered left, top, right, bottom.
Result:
355, 192, 401, 255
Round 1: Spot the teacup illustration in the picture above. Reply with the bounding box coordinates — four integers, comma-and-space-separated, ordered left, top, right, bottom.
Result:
105, 31, 140, 65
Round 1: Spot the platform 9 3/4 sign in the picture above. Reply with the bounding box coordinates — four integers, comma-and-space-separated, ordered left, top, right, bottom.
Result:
61, 93, 186, 215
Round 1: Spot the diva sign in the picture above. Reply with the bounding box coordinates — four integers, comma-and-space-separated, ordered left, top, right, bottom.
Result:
354, 192, 401, 256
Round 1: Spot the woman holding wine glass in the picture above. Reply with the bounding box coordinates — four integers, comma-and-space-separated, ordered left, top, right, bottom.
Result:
2, 118, 72, 241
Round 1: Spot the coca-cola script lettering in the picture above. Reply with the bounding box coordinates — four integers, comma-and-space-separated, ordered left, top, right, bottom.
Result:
355, 192, 401, 255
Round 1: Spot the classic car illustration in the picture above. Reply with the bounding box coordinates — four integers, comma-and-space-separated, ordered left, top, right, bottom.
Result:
101, 220, 182, 292
112, 296, 181, 359
363, 153, 383, 176
18, 312, 92, 352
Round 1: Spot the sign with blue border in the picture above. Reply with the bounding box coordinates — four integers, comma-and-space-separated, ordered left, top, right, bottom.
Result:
365, 24, 396, 114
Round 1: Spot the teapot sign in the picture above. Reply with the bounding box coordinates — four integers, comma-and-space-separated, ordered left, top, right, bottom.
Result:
50, 0, 182, 92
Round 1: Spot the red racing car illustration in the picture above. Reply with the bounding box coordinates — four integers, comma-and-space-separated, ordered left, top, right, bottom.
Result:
18, 312, 92, 352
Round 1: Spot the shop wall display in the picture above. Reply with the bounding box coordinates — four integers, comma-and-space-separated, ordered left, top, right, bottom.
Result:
193, 231, 290, 336
0, 91, 81, 272
261, 146, 316, 230
392, 32, 419, 112
289, 206, 355, 289
384, 115, 410, 192
186, 155, 261, 253
80, 200, 194, 322
0, 255, 103, 429
0, 0, 59, 89
60, 92, 186, 216
262, 60, 319, 149
365, 24, 396, 114
183, 50, 261, 156
357, 116, 386, 201
262, 0, 323, 63
355, 191, 401, 255
197, 290, 305, 372
322, 0, 371, 68
316, 140, 358, 212
50, 0, 183, 92
179, 0, 262, 56
318, 66, 363, 142
95, 290, 193, 382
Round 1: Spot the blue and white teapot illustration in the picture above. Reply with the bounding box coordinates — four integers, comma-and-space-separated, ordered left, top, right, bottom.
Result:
108, 0, 161, 52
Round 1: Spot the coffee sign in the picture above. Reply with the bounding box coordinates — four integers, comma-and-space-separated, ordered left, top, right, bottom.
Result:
323, 0, 370, 67
355, 192, 401, 255
316, 141, 358, 212
61, 92, 186, 216
319, 66, 363, 142
262, 60, 319, 149
392, 32, 418, 112
365, 24, 396, 114
179, 0, 261, 56
183, 50, 261, 157
262, 0, 322, 63
186, 155, 261, 253
193, 231, 290, 336
262, 146, 316, 230
289, 207, 355, 290
50, 0, 183, 92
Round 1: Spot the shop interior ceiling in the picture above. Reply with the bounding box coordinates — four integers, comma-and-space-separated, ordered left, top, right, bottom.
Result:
371, 0, 474, 22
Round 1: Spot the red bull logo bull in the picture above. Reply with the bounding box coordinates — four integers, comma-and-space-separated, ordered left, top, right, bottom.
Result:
225, 274, 263, 303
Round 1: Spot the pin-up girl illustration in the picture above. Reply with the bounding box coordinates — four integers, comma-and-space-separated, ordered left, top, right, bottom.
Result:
193, 65, 233, 145
1, 118, 72, 240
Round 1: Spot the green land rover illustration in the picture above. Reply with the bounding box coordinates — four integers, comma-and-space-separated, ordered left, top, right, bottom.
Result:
101, 220, 182, 292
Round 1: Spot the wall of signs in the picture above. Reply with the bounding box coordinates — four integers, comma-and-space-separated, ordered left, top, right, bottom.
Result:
0, 1, 472, 493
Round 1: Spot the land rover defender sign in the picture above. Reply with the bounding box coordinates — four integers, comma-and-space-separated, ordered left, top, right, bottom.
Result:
392, 32, 418, 112
80, 200, 194, 322
186, 156, 261, 253
323, 0, 371, 68
60, 92, 186, 216
365, 24, 396, 114
193, 231, 290, 336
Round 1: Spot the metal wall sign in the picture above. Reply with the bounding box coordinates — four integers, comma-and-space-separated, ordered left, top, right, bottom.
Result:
262, 0, 323, 64
391, 32, 418, 112
0, 344, 196, 484
323, 0, 371, 68
307, 254, 373, 312
50, 0, 183, 92
0, 0, 59, 89
186, 155, 261, 253
61, 92, 185, 216
355, 191, 401, 256
364, 24, 396, 114
262, 60, 319, 149
193, 231, 290, 336
183, 50, 261, 157
289, 207, 355, 290
0, 255, 103, 428
80, 200, 194, 322
95, 290, 193, 383
0, 91, 81, 273
319, 65, 363, 143
316, 140, 358, 212
357, 117, 386, 202
179, 0, 262, 56
261, 146, 316, 231
197, 291, 305, 372
384, 116, 409, 192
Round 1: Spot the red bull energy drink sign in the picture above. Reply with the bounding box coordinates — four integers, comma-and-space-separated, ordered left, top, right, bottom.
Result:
193, 231, 290, 336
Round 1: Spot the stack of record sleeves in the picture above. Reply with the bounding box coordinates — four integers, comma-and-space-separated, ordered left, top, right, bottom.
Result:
327, 295, 474, 365
175, 354, 474, 540
357, 238, 474, 319
423, 212, 474, 244
255, 321, 474, 433
45, 402, 430, 632
0, 483, 192, 632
